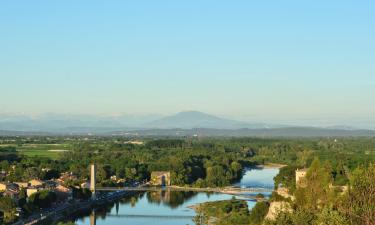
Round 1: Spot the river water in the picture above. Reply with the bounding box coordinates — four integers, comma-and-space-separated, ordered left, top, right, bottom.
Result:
74, 167, 279, 225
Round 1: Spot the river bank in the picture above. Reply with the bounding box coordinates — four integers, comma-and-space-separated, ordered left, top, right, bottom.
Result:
13, 191, 135, 225
255, 163, 287, 169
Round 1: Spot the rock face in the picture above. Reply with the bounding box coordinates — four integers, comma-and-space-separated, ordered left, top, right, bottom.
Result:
265, 201, 292, 221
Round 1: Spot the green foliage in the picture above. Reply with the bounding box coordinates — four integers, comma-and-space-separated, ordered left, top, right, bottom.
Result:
195, 199, 251, 225
339, 163, 375, 225
146, 139, 186, 148
294, 158, 333, 211
265, 209, 316, 225
316, 207, 348, 225
57, 222, 76, 225
28, 190, 57, 209
72, 187, 92, 200
0, 196, 17, 224
249, 201, 269, 224
269, 191, 290, 202
273, 165, 297, 193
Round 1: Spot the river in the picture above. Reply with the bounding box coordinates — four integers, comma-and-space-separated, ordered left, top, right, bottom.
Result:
74, 167, 279, 225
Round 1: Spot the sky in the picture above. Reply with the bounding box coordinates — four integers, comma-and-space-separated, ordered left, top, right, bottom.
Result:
0, 1, 374, 127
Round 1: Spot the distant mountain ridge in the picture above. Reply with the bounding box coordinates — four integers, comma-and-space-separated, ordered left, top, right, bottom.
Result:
144, 111, 268, 129
110, 127, 375, 137
0, 111, 374, 137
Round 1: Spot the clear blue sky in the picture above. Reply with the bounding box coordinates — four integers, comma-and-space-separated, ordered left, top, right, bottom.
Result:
1, 1, 374, 127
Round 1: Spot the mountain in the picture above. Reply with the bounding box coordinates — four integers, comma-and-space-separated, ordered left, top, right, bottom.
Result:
145, 111, 266, 129
0, 111, 374, 137
0, 113, 161, 132
110, 127, 375, 137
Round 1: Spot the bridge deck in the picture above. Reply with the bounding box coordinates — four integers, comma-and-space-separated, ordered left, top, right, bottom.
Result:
95, 186, 273, 193
106, 214, 194, 219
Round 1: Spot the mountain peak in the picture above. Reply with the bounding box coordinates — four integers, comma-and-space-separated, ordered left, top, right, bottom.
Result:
145, 111, 251, 129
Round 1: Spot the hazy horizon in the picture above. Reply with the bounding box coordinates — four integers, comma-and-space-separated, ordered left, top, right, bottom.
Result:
0, 110, 374, 130
1, 1, 374, 129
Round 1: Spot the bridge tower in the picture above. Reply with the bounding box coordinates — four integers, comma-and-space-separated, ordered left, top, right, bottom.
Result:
90, 164, 96, 199
90, 209, 96, 225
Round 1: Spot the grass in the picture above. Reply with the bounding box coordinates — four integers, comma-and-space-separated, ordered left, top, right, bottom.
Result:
15, 144, 71, 160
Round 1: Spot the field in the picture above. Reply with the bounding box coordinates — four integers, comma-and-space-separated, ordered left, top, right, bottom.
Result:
15, 144, 71, 159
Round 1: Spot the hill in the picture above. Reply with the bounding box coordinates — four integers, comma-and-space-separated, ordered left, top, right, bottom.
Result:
145, 111, 266, 129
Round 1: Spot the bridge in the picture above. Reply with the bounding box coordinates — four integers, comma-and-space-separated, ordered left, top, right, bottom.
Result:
89, 164, 274, 198
106, 214, 194, 219
95, 186, 274, 193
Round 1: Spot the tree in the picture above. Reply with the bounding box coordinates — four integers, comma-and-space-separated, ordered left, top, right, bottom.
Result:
29, 190, 57, 209
339, 163, 375, 225
273, 165, 297, 193
296, 149, 312, 168
294, 158, 333, 211
230, 161, 242, 177
249, 202, 269, 225
0, 196, 17, 223
18, 188, 27, 208
316, 207, 348, 225
192, 211, 207, 225
72, 187, 91, 200
206, 165, 228, 187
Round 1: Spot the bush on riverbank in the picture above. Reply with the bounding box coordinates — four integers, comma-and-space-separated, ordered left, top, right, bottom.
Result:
193, 198, 251, 225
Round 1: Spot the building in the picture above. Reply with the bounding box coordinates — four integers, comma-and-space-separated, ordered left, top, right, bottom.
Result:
3, 189, 20, 199
150, 171, 171, 186
0, 183, 20, 192
14, 182, 29, 188
57, 172, 77, 183
28, 179, 44, 187
44, 180, 58, 190
295, 168, 307, 187
124, 140, 144, 145
26, 187, 42, 197
55, 184, 73, 201
0, 183, 7, 191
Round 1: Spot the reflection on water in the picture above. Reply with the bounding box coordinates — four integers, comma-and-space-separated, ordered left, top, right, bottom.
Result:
75, 168, 279, 225
235, 167, 279, 189
76, 191, 237, 225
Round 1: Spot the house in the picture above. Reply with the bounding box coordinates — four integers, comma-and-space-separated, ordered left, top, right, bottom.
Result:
0, 183, 7, 191
55, 184, 73, 201
0, 183, 20, 192
15, 182, 29, 188
26, 187, 42, 197
150, 171, 171, 186
28, 179, 44, 187
3, 189, 20, 199
44, 180, 58, 190
57, 172, 77, 183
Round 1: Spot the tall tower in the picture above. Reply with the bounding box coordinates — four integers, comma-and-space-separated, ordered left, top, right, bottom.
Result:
90, 164, 96, 199
90, 210, 96, 225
